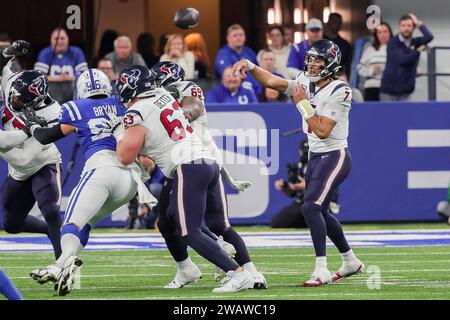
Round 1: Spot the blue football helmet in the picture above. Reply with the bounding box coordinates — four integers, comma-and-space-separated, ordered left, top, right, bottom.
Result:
304, 39, 342, 83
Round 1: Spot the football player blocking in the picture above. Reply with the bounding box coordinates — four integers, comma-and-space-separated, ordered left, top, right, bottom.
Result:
233, 39, 364, 286
147, 62, 265, 290
27, 68, 157, 296
114, 65, 266, 293
0, 41, 63, 260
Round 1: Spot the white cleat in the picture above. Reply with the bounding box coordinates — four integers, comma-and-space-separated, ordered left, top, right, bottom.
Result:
302, 269, 332, 287
30, 264, 62, 284
212, 269, 254, 293
55, 256, 83, 296
332, 259, 365, 282
164, 263, 202, 289
214, 236, 237, 282
252, 271, 268, 289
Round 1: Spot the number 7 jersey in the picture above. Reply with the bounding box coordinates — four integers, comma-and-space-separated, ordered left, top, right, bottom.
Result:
287, 72, 352, 153
123, 87, 214, 178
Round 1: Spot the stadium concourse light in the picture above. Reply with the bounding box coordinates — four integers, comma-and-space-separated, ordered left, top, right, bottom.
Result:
294, 8, 302, 24
267, 8, 275, 25
323, 6, 331, 23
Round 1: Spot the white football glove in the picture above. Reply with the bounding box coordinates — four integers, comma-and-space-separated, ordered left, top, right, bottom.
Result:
220, 166, 253, 192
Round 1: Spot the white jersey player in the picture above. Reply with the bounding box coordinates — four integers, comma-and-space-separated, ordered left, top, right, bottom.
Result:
114, 65, 255, 293
149, 62, 267, 290
233, 39, 364, 287
0, 40, 63, 259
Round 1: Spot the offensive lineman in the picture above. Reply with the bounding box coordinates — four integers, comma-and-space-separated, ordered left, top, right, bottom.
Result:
0, 40, 62, 258
114, 65, 254, 293
28, 68, 156, 296
233, 39, 364, 286
149, 62, 267, 289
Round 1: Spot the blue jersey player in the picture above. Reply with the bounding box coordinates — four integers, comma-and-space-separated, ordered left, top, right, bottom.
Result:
28, 69, 155, 296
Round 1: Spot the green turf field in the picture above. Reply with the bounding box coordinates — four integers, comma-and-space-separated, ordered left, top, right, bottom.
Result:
1, 244, 449, 300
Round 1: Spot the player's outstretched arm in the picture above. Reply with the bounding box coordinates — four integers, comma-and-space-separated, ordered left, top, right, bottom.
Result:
180, 96, 205, 122
31, 124, 75, 145
233, 59, 289, 92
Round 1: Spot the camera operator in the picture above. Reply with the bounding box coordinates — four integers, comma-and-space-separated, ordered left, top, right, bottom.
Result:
271, 139, 339, 228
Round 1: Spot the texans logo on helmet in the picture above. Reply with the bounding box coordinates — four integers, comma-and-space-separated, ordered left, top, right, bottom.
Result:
28, 77, 47, 97
120, 69, 141, 89
160, 66, 173, 76
328, 48, 337, 57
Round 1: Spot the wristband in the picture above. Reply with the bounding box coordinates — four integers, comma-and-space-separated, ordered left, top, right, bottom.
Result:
245, 59, 255, 71
296, 99, 314, 120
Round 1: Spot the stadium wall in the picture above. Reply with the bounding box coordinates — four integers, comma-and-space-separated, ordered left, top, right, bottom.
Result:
0, 102, 448, 228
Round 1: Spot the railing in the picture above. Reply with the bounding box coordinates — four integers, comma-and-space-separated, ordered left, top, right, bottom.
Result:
427, 46, 450, 101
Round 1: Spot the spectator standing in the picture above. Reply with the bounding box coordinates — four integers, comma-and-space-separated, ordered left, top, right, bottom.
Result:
137, 32, 159, 68
34, 27, 87, 103
185, 32, 211, 79
160, 34, 195, 80
257, 26, 291, 78
324, 13, 353, 78
380, 13, 433, 101
206, 66, 257, 104
104, 35, 146, 75
286, 18, 323, 79
357, 23, 393, 101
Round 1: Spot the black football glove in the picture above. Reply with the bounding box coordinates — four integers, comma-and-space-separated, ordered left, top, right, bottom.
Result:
2, 40, 30, 57
22, 107, 48, 136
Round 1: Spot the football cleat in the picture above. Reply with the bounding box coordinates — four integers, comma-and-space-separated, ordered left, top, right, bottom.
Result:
55, 256, 83, 296
302, 269, 332, 287
252, 271, 268, 289
214, 236, 237, 282
212, 269, 254, 293
332, 260, 365, 282
164, 263, 202, 289
30, 264, 62, 284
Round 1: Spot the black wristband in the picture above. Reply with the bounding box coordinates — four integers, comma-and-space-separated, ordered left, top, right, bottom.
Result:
33, 124, 66, 145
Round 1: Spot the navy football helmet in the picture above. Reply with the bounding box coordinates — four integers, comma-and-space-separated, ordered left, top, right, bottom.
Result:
304, 39, 342, 83
116, 65, 155, 104
8, 70, 49, 112
150, 61, 185, 87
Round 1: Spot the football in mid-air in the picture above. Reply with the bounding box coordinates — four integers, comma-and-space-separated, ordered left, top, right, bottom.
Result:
174, 7, 200, 29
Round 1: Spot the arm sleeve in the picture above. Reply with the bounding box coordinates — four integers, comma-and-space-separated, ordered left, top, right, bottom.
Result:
388, 41, 420, 67
415, 25, 434, 46
0, 137, 44, 166
32, 124, 66, 145
321, 85, 352, 122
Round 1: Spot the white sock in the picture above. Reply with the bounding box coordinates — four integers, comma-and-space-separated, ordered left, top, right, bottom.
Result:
55, 233, 81, 267
176, 256, 193, 270
242, 262, 257, 275
315, 256, 327, 272
341, 249, 357, 263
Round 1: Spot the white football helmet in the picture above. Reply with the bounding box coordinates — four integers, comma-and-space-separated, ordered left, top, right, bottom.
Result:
76, 68, 112, 99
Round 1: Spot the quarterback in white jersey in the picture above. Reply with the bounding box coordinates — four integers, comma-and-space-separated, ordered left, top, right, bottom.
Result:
0, 40, 63, 259
114, 65, 255, 293
233, 39, 364, 287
